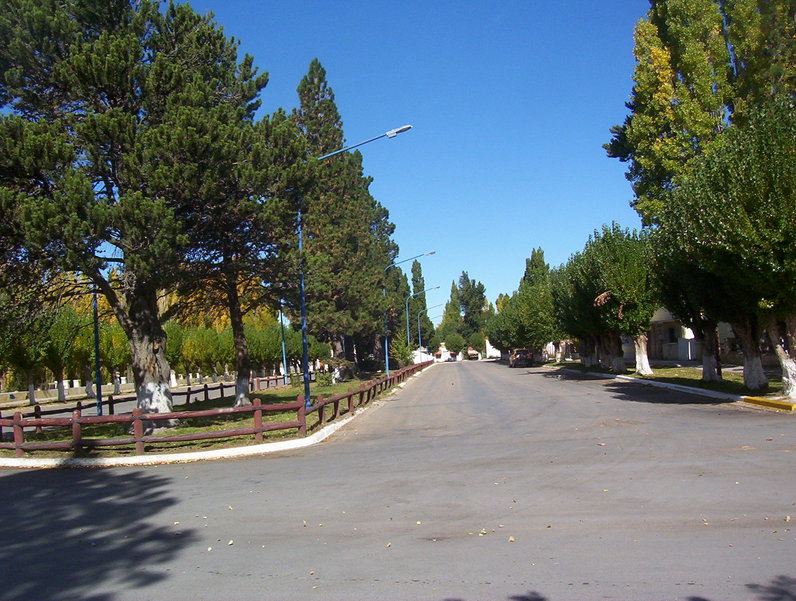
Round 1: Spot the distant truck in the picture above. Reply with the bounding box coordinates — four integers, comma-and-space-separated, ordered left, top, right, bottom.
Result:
466, 347, 480, 360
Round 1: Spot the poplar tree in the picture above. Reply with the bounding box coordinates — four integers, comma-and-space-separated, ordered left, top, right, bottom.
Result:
409, 260, 435, 347
605, 0, 794, 224
659, 98, 796, 395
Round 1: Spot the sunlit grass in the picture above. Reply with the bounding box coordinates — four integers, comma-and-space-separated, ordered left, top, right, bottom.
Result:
553, 362, 783, 396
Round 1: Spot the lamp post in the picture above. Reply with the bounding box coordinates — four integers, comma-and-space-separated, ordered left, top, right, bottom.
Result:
298, 125, 413, 407
406, 286, 440, 347
383, 250, 435, 376
417, 303, 444, 348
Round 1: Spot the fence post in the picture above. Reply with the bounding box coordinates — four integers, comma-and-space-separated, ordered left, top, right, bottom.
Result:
317, 395, 325, 426
348, 388, 354, 414
253, 398, 263, 442
219, 381, 224, 399
186, 386, 192, 404
204, 384, 209, 402
34, 404, 42, 434
71, 409, 82, 453
297, 395, 306, 436
13, 411, 24, 458
108, 395, 115, 415
133, 408, 145, 454
358, 384, 365, 407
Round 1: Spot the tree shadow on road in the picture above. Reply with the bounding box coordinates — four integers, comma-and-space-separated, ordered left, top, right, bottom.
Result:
437, 575, 796, 601
0, 468, 198, 601
539, 365, 728, 406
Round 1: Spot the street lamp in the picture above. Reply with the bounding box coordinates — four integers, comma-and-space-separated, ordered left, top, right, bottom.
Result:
417, 303, 444, 348
383, 250, 436, 376
406, 286, 440, 347
298, 125, 413, 407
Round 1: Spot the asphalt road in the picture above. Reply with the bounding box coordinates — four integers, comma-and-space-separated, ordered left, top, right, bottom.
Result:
1, 361, 794, 601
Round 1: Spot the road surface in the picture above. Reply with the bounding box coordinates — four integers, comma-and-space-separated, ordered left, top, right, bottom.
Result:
1, 361, 794, 600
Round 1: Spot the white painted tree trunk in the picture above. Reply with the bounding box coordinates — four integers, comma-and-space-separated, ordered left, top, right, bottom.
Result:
56, 379, 66, 402
633, 332, 654, 376
27, 380, 36, 405
733, 320, 768, 391
700, 323, 722, 382
607, 334, 627, 374
766, 319, 796, 400
234, 374, 250, 407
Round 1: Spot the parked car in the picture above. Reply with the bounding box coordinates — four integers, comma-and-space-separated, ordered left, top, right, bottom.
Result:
508, 348, 534, 368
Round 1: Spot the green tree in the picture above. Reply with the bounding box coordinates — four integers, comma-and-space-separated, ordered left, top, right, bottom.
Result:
408, 260, 435, 348
486, 249, 558, 355
458, 272, 488, 340
658, 97, 796, 395
588, 224, 658, 375
182, 327, 220, 384
176, 109, 308, 406
605, 0, 794, 224
383, 265, 411, 370
99, 321, 131, 395
649, 247, 727, 381
551, 249, 621, 371
290, 58, 397, 362
40, 304, 82, 401
0, 0, 275, 416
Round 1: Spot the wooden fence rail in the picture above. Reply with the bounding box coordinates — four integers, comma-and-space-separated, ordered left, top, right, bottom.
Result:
0, 361, 432, 457
1, 374, 292, 423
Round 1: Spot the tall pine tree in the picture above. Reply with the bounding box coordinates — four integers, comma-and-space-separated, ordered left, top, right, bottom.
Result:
290, 58, 397, 361
0, 0, 271, 415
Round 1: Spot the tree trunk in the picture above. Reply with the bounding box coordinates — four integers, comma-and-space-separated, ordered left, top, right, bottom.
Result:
54, 366, 67, 402
700, 322, 722, 382
580, 336, 597, 368
766, 318, 796, 400
120, 285, 175, 425
605, 333, 627, 374
26, 369, 36, 405
225, 271, 251, 407
633, 332, 654, 376
84, 365, 94, 399
331, 336, 345, 359
113, 368, 122, 395
732, 319, 768, 391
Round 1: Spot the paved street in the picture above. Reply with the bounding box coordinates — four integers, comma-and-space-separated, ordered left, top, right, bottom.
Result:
1, 360, 794, 601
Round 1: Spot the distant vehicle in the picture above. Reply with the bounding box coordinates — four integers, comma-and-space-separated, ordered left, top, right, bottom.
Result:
508, 348, 533, 368
466, 347, 479, 360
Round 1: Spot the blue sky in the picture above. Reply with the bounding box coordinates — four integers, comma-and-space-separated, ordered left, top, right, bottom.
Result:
186, 0, 649, 323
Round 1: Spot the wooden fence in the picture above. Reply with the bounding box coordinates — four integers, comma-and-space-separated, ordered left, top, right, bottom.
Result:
0, 362, 432, 457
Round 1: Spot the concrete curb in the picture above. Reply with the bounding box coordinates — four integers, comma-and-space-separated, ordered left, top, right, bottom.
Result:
0, 365, 434, 470
559, 367, 796, 412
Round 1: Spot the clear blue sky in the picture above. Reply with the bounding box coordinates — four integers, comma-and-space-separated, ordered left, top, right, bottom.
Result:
186, 0, 648, 323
